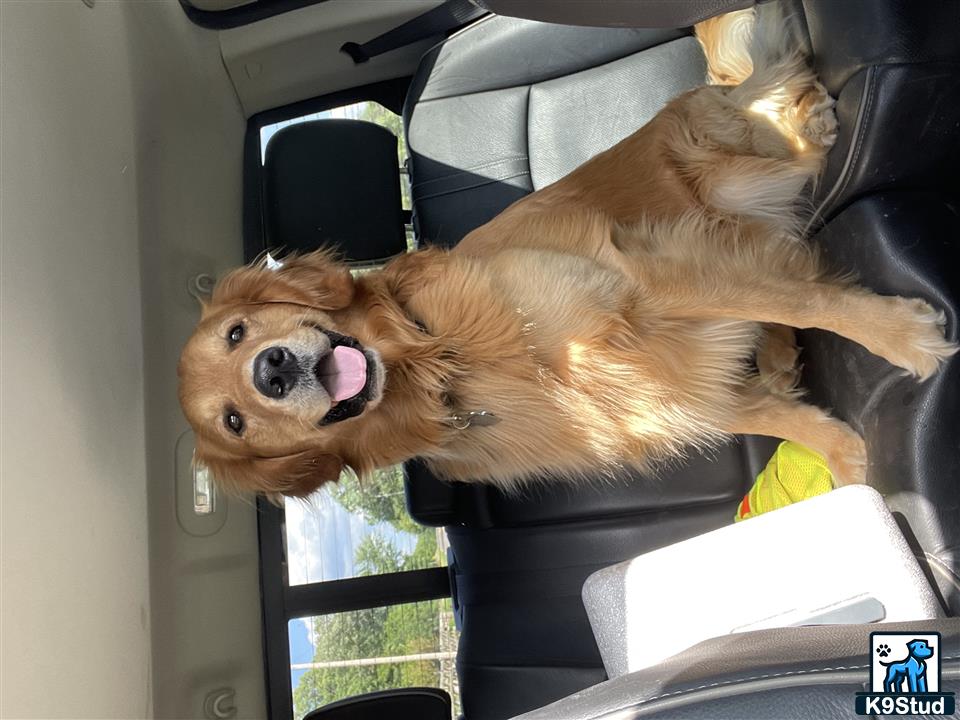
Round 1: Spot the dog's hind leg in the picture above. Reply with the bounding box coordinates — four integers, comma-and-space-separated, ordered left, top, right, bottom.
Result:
723, 0, 837, 155
884, 670, 901, 694
700, 151, 823, 230
721, 378, 867, 485
669, 81, 832, 230
693, 1, 836, 206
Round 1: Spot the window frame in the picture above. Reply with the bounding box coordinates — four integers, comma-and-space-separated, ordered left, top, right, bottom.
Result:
243, 78, 411, 263
246, 78, 454, 720
258, 502, 452, 719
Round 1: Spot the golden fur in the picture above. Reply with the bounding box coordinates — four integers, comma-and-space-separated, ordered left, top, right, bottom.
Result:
178, 8, 957, 499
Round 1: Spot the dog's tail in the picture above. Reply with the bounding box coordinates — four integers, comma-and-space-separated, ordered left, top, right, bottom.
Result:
694, 8, 755, 86
695, 3, 817, 110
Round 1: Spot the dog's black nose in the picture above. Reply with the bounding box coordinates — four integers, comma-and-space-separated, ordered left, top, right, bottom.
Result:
253, 346, 300, 399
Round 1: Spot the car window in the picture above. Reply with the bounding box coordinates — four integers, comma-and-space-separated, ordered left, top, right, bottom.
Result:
256, 101, 455, 718
290, 600, 460, 719
285, 467, 444, 585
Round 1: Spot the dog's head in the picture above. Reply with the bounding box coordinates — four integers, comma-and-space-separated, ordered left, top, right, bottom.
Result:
907, 639, 934, 660
177, 251, 386, 499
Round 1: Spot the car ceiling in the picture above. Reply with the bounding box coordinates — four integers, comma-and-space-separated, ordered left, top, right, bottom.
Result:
216, 0, 443, 117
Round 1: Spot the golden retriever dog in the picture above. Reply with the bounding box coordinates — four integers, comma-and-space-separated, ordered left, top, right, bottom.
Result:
179, 7, 957, 500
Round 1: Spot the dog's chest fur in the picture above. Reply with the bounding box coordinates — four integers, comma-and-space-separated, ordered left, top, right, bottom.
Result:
395, 249, 759, 487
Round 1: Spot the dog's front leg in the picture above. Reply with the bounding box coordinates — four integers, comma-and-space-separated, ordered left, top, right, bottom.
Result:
910, 664, 927, 694
630, 261, 957, 380
722, 378, 866, 485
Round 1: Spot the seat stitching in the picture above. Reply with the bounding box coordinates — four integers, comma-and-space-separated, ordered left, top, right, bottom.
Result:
414, 171, 530, 201
412, 155, 530, 187
808, 66, 877, 231
641, 653, 960, 705
926, 552, 960, 591
827, 66, 878, 214
414, 24, 690, 104
835, 66, 877, 205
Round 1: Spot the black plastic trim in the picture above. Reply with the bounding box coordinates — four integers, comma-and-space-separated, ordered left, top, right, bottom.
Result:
257, 496, 452, 719
179, 0, 332, 30
285, 568, 452, 618
242, 120, 266, 265
257, 498, 294, 720
251, 77, 411, 128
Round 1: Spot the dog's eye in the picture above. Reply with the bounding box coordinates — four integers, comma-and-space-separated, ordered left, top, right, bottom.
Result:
227, 324, 244, 345
224, 411, 244, 435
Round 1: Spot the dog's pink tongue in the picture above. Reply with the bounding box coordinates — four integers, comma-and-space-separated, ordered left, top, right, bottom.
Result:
321, 346, 367, 401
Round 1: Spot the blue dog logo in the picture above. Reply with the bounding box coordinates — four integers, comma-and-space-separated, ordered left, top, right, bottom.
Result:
880, 638, 934, 693
857, 632, 954, 715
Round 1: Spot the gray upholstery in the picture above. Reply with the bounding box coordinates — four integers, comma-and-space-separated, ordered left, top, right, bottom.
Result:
526, 38, 705, 188
473, 0, 755, 29
404, 16, 699, 246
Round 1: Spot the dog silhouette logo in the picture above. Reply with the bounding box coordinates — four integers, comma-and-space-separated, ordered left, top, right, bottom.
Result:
871, 633, 940, 694
855, 631, 954, 715
879, 638, 934, 693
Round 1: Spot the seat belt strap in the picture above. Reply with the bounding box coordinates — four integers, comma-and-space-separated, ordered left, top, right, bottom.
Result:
341, 0, 487, 64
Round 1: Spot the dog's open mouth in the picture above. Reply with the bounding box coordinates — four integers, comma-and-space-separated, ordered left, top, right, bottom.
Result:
314, 330, 379, 425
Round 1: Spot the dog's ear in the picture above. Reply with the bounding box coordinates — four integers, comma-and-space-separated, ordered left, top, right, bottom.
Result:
279, 451, 343, 497
196, 444, 345, 502
205, 249, 354, 316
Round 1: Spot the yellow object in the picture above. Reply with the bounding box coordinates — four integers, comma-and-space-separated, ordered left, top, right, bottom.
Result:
734, 441, 834, 522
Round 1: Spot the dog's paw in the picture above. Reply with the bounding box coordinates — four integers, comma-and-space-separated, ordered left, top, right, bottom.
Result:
796, 82, 838, 149
762, 365, 802, 395
828, 429, 867, 487
757, 331, 802, 395
878, 297, 958, 380
877, 644, 892, 658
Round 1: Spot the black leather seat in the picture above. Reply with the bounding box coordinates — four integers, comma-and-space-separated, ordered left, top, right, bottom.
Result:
401, 4, 960, 719
403, 15, 778, 720
798, 0, 960, 614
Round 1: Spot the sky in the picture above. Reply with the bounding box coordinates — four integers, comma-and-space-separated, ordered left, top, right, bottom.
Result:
289, 620, 313, 689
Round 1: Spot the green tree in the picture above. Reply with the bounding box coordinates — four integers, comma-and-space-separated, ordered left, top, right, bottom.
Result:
355, 533, 402, 576
358, 102, 412, 211
293, 468, 450, 719
293, 606, 394, 712
292, 579, 449, 717
331, 465, 420, 535
332, 467, 442, 572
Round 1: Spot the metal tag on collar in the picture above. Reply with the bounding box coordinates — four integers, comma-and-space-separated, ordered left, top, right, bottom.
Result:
447, 410, 500, 430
